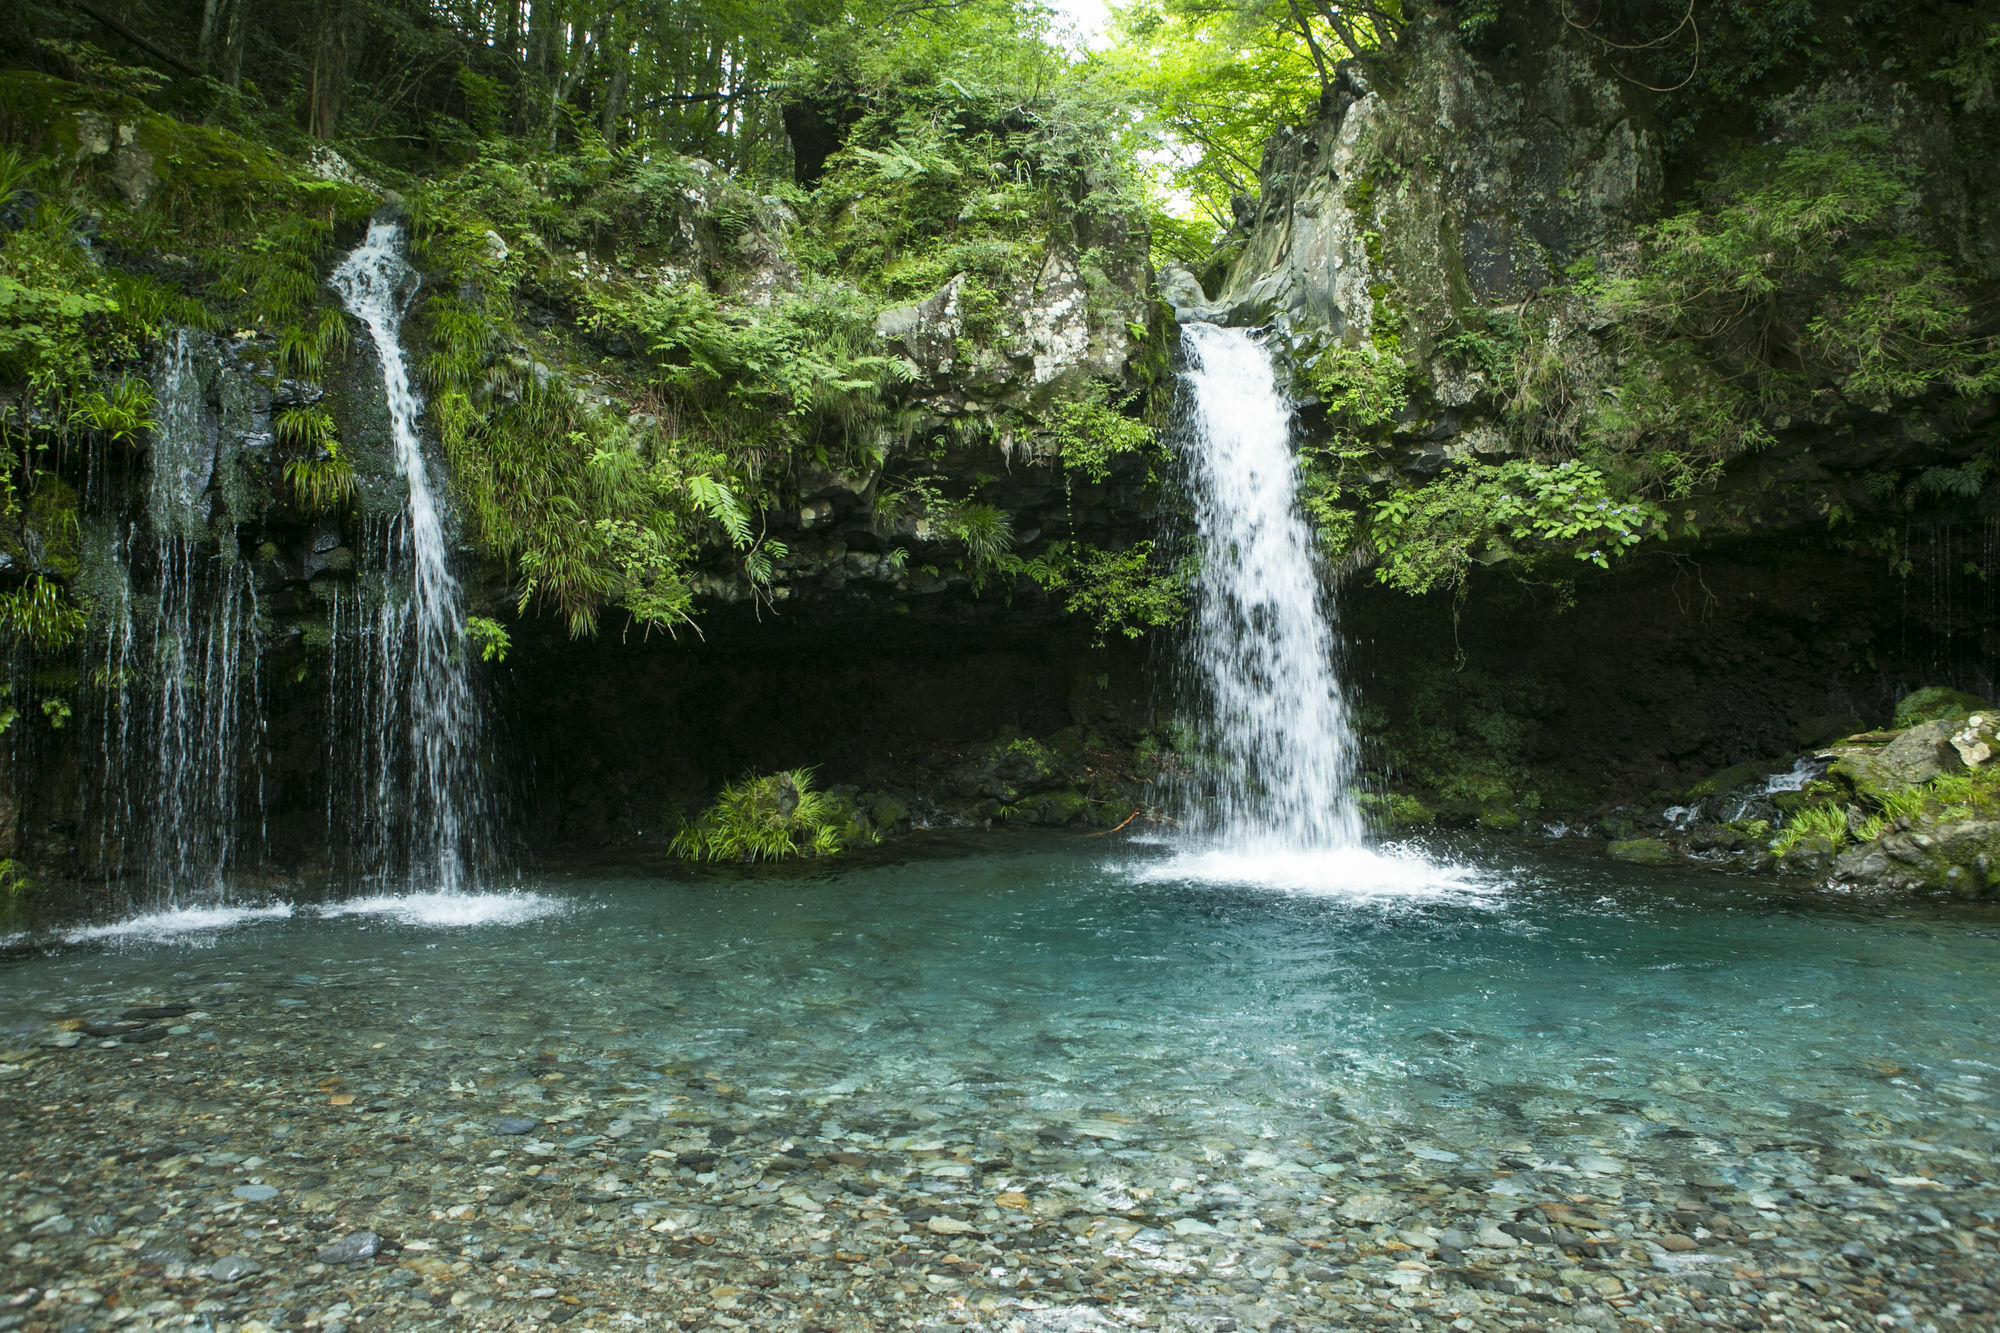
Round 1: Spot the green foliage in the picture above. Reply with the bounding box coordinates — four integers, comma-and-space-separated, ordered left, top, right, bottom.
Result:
0, 574, 86, 650
283, 450, 358, 514
1368, 461, 1667, 595
463, 615, 512, 663
1049, 386, 1157, 483
1103, 0, 1359, 251
1771, 803, 1852, 856
1304, 338, 1411, 438
69, 378, 157, 444
1608, 106, 1999, 427
1933, 19, 2000, 111
1029, 540, 1189, 644
276, 409, 356, 513
669, 768, 849, 863
0, 857, 29, 904
941, 501, 1015, 590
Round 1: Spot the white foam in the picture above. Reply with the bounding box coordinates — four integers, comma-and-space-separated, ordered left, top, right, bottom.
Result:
316, 891, 568, 927
62, 902, 294, 945
1130, 843, 1490, 900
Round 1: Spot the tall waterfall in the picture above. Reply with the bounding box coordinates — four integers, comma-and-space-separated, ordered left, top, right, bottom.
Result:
1154, 323, 1447, 894
330, 221, 484, 895
1174, 321, 1362, 848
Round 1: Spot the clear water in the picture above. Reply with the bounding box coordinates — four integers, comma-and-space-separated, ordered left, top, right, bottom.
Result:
1173, 324, 1361, 857
330, 221, 487, 894
9, 837, 1998, 1189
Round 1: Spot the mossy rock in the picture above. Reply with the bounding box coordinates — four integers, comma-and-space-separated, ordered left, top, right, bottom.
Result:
1476, 807, 1525, 834
1606, 838, 1672, 866
1687, 761, 1767, 800
1355, 791, 1435, 831
868, 794, 911, 832
999, 791, 1092, 827
1829, 721, 1962, 802
1892, 687, 1994, 730
1772, 778, 1843, 814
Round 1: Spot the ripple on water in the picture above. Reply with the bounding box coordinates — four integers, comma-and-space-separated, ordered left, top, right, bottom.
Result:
1128, 841, 1489, 899
315, 890, 570, 927
59, 902, 295, 945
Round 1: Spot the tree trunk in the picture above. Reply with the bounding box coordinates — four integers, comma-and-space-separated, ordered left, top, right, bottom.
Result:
219, 0, 252, 88
600, 39, 631, 147
309, 1, 352, 138
197, 0, 226, 70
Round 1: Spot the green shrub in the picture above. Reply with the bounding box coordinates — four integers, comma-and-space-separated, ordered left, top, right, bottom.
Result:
1368, 461, 1666, 595
670, 769, 850, 863
0, 574, 87, 651
1048, 387, 1156, 483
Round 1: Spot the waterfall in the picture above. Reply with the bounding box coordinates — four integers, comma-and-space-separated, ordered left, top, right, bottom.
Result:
330, 221, 484, 895
1153, 323, 1448, 894
1174, 321, 1362, 848
86, 329, 265, 905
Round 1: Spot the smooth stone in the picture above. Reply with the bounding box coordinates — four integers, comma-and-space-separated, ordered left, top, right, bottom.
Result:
232, 1184, 278, 1203
207, 1256, 263, 1282
1336, 1194, 1400, 1224
494, 1117, 539, 1135
317, 1231, 381, 1264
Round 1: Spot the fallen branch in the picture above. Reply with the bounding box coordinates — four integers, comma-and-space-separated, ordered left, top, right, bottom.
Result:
70, 1, 201, 78
1088, 809, 1144, 837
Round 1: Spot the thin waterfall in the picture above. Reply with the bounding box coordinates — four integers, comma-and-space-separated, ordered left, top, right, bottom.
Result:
329, 220, 484, 894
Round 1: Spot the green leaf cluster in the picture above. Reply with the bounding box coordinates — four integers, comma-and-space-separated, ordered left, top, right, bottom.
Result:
669, 768, 851, 863
1368, 461, 1668, 596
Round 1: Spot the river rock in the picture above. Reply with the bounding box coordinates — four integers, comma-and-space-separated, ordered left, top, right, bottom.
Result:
206, 1255, 262, 1282
317, 1231, 381, 1264
1830, 721, 1962, 798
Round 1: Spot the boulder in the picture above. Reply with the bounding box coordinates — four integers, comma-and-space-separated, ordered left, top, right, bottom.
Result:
1829, 721, 1962, 800
1947, 713, 1999, 768
1606, 838, 1672, 866
1891, 687, 1993, 730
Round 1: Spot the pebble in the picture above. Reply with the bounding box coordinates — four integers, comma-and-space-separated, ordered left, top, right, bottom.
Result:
205, 1255, 262, 1282
493, 1116, 538, 1135
230, 1184, 278, 1202
316, 1231, 381, 1264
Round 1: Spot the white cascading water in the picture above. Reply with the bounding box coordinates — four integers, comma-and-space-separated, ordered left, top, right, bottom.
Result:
91, 328, 263, 907
1151, 322, 1457, 895
330, 220, 481, 895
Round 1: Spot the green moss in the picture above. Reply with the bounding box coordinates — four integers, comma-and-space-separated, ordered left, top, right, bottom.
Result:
1892, 687, 1993, 730
1607, 838, 1673, 866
